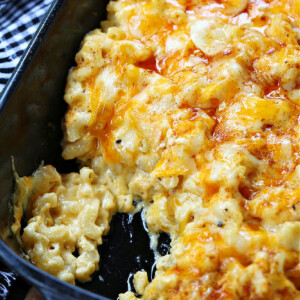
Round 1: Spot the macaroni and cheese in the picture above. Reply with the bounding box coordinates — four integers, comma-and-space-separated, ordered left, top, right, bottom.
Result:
13, 0, 300, 299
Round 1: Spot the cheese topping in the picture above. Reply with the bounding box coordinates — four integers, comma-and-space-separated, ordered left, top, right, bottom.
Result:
13, 0, 300, 299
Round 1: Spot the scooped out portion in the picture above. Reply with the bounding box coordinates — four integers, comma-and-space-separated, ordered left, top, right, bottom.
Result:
13, 0, 300, 299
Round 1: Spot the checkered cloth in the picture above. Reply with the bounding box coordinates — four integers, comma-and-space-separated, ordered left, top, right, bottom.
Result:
0, 0, 52, 92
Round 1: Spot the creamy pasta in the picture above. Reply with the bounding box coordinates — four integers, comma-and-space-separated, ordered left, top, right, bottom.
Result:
13, 0, 300, 299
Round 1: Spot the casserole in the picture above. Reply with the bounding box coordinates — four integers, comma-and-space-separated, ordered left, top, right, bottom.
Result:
1, 0, 300, 299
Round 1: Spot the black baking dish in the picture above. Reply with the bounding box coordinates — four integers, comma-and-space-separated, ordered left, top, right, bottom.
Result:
0, 1, 158, 299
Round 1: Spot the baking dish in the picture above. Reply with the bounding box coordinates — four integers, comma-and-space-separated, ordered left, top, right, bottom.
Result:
0, 1, 156, 299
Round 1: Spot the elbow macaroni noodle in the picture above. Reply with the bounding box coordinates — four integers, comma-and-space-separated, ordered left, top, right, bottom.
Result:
13, 0, 300, 298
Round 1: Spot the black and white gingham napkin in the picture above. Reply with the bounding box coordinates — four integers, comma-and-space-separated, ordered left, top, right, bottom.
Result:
0, 0, 52, 93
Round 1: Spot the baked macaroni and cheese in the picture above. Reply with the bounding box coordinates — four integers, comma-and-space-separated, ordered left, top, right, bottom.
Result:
12, 0, 300, 299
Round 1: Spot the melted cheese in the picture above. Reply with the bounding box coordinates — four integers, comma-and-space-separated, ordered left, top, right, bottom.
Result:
13, 0, 300, 299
